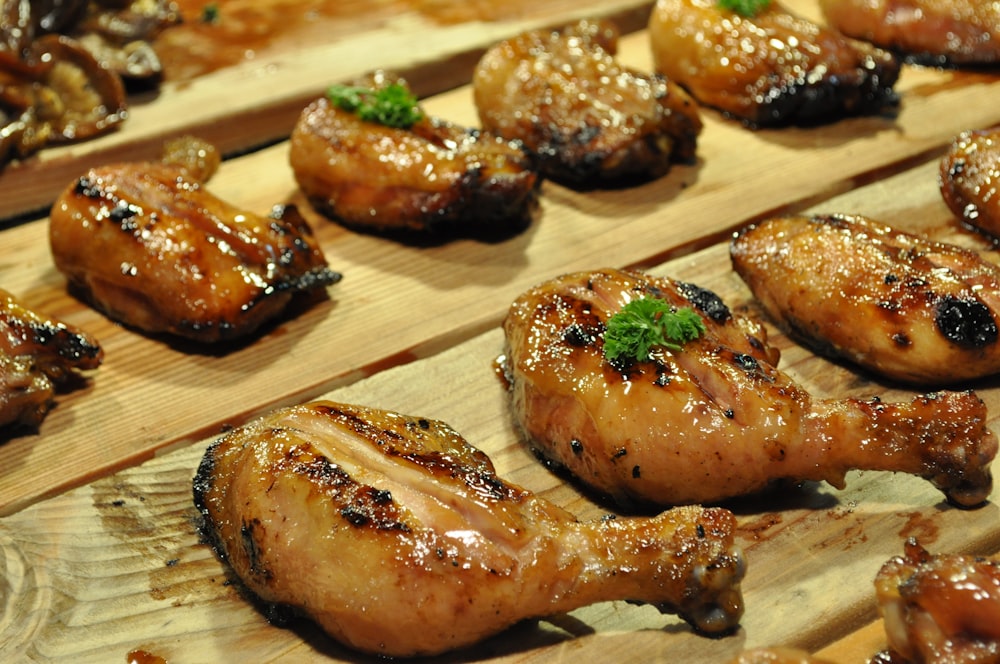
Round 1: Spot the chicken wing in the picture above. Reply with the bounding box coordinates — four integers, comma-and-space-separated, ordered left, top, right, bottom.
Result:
472, 19, 702, 188
289, 71, 539, 235
731, 213, 1000, 385
193, 400, 746, 657
940, 128, 1000, 238
648, 0, 901, 127
820, 0, 1000, 65
49, 145, 340, 343
875, 539, 1000, 663
0, 288, 102, 431
501, 268, 996, 508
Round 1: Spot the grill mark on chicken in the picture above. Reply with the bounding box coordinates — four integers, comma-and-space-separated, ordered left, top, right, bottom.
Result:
502, 268, 996, 508
194, 400, 746, 656
731, 213, 1000, 384
648, 0, 901, 127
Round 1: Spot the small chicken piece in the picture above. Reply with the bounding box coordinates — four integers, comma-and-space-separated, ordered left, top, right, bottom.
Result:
0, 288, 102, 431
648, 0, 901, 127
193, 400, 746, 657
289, 71, 539, 235
50, 143, 340, 343
820, 0, 1000, 66
731, 214, 1000, 385
940, 128, 1000, 238
875, 539, 1000, 663
501, 268, 996, 508
472, 19, 702, 188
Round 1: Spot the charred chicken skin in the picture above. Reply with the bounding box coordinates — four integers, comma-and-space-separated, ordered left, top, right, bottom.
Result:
289, 71, 539, 235
501, 268, 997, 508
731, 213, 1000, 385
875, 539, 1000, 663
0, 288, 102, 431
648, 0, 901, 127
472, 19, 702, 188
49, 146, 340, 343
193, 400, 746, 657
940, 128, 1000, 238
820, 0, 1000, 66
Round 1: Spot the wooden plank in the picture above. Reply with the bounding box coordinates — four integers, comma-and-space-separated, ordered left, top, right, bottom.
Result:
2, 19, 1000, 515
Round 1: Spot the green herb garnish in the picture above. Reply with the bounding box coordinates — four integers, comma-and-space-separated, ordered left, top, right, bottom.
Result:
201, 3, 220, 23
717, 0, 771, 17
603, 297, 707, 364
326, 83, 423, 129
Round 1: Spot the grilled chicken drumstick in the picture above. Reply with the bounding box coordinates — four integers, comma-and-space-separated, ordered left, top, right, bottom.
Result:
193, 401, 746, 657
648, 0, 901, 127
50, 139, 340, 343
501, 268, 996, 508
875, 539, 1000, 663
473, 19, 702, 188
1, 288, 102, 431
731, 213, 1000, 385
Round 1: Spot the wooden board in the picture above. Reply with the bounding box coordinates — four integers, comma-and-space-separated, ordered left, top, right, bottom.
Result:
2, 0, 1000, 660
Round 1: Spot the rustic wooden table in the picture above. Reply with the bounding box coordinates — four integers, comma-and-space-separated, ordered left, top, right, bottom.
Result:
1, 1, 998, 661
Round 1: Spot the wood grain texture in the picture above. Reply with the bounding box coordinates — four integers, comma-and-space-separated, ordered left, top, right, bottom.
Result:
1, 0, 1000, 660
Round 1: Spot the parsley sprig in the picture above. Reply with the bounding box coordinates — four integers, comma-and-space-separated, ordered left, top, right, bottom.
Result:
603, 296, 707, 364
326, 83, 423, 129
717, 0, 771, 17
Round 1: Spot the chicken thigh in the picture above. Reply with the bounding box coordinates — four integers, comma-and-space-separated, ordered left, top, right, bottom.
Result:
648, 0, 900, 127
820, 0, 1000, 65
875, 539, 1000, 663
501, 268, 996, 508
731, 213, 1000, 385
473, 19, 702, 187
940, 128, 1000, 238
50, 144, 340, 343
0, 288, 102, 431
193, 400, 746, 657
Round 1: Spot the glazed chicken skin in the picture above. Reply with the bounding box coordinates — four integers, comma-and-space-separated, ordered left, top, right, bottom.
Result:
289, 72, 539, 235
501, 268, 996, 508
0, 288, 102, 431
49, 148, 340, 343
648, 0, 901, 127
820, 0, 1000, 65
875, 539, 1000, 663
940, 128, 1000, 238
193, 401, 746, 657
731, 214, 1000, 385
473, 20, 702, 188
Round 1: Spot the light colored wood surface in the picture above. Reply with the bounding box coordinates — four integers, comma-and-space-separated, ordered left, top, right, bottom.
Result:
1, 1, 1000, 661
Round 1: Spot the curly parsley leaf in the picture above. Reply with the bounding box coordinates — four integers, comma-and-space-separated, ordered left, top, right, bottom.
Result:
717, 0, 771, 17
326, 83, 423, 129
603, 297, 707, 364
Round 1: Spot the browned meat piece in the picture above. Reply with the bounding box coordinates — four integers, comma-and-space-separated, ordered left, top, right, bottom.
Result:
648, 0, 901, 127
193, 400, 746, 657
472, 19, 702, 188
0, 288, 102, 431
49, 146, 340, 343
501, 268, 996, 508
289, 71, 539, 236
820, 0, 1000, 65
875, 539, 1000, 663
940, 128, 1000, 238
731, 214, 1000, 385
